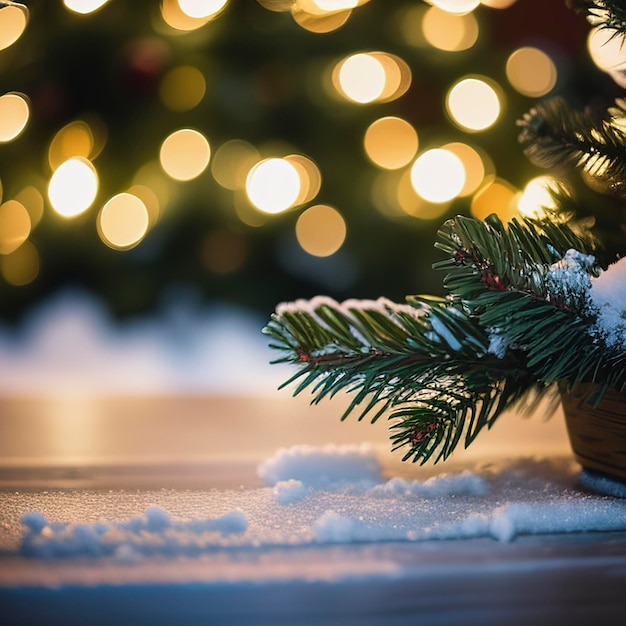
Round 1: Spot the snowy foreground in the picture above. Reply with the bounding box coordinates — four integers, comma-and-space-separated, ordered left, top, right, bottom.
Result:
2, 445, 626, 624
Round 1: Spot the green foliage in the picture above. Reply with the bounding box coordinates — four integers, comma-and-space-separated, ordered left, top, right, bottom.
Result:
518, 97, 626, 196
264, 211, 625, 464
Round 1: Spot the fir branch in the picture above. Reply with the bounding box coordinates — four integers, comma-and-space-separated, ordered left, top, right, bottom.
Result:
263, 295, 537, 463
567, 0, 626, 33
517, 96, 626, 194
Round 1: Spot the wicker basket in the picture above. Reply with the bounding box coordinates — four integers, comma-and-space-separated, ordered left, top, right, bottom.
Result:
562, 385, 626, 489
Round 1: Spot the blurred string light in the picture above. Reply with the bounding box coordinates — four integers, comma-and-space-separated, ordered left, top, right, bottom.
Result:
0, 1, 28, 51
517, 175, 560, 218
587, 27, 626, 87
97, 193, 150, 250
0, 199, 30, 255
160, 0, 219, 31
471, 177, 518, 221
63, 0, 111, 15
15, 186, 44, 228
410, 148, 466, 203
506, 47, 557, 97
48, 119, 107, 170
295, 204, 347, 257
0, 92, 29, 143
446, 76, 502, 131
398, 169, 450, 220
211, 140, 260, 191
427, 0, 480, 15
246, 158, 302, 214
178, 0, 228, 19
480, 0, 518, 7
364, 117, 418, 170
159, 128, 211, 181
442, 142, 490, 196
48, 157, 99, 218
0, 239, 38, 286
422, 6, 478, 52
333, 52, 411, 104
159, 66, 206, 111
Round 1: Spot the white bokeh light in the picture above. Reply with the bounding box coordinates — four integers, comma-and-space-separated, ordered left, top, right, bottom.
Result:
246, 158, 301, 214
410, 149, 465, 203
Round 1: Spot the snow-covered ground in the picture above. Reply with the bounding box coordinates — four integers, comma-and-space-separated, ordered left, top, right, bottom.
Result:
1, 291, 626, 624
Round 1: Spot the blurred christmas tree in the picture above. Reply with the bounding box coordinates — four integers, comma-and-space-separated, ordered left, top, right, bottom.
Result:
0, 0, 615, 323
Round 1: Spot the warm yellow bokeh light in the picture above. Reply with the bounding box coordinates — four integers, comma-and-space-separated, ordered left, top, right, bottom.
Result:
446, 77, 501, 131
246, 158, 301, 214
333, 52, 411, 104
0, 239, 38, 286
588, 27, 626, 71
0, 4, 28, 51
480, 0, 518, 7
48, 157, 99, 218
285, 154, 322, 206
422, 6, 478, 52
506, 47, 557, 97
211, 140, 261, 190
309, 0, 358, 10
398, 169, 450, 220
48, 121, 94, 171
63, 0, 111, 14
296, 204, 347, 257
98, 193, 150, 250
127, 184, 161, 227
517, 176, 560, 218
410, 149, 465, 203
471, 177, 518, 221
178, 0, 228, 19
161, 0, 212, 31
159, 66, 206, 112
159, 129, 211, 181
0, 200, 31, 255
364, 116, 418, 170
429, 0, 480, 14
15, 186, 44, 228
0, 92, 29, 143
336, 53, 386, 104
441, 142, 485, 196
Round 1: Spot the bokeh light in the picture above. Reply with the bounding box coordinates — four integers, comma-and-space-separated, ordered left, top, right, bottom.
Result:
159, 66, 206, 112
14, 186, 44, 229
0, 2, 28, 51
446, 77, 502, 131
127, 184, 161, 227
506, 47, 557, 97
63, 0, 111, 15
284, 154, 322, 206
441, 142, 487, 196
0, 92, 30, 143
517, 175, 560, 218
0, 239, 38, 286
159, 129, 211, 181
333, 52, 410, 104
422, 6, 479, 52
212, 140, 261, 191
0, 199, 31, 255
480, 0, 518, 7
295, 204, 347, 257
160, 0, 213, 31
410, 149, 465, 203
48, 121, 95, 171
587, 27, 626, 71
471, 177, 518, 221
246, 158, 301, 214
364, 116, 418, 170
336, 53, 385, 103
398, 170, 450, 220
48, 157, 99, 218
178, 0, 228, 20
98, 193, 150, 250
429, 0, 480, 14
